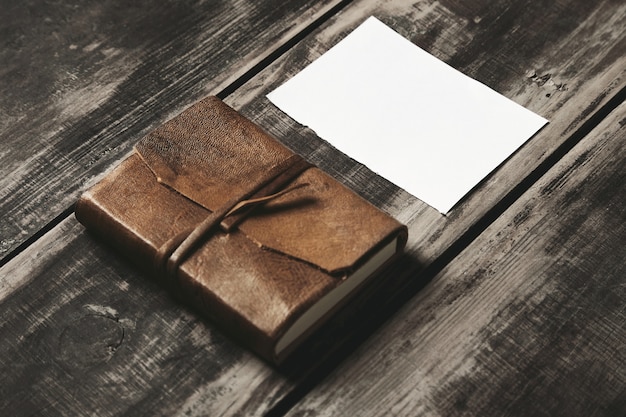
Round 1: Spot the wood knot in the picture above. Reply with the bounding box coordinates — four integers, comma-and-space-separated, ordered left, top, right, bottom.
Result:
56, 306, 124, 370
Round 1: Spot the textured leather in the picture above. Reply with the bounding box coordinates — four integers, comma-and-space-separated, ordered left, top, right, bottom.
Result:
155, 154, 312, 281
75, 96, 408, 363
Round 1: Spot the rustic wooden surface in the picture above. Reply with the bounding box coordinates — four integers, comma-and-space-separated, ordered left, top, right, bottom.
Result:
286, 100, 626, 417
230, 0, 625, 265
1, 0, 624, 415
0, 217, 291, 416
0, 0, 346, 259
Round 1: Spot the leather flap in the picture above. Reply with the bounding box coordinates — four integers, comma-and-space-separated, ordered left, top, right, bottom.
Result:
135, 96, 294, 211
135, 97, 405, 274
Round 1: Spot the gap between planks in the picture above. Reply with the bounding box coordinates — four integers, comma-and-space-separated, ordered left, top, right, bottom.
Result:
2, 6, 624, 416
263, 83, 626, 417
0, 0, 355, 271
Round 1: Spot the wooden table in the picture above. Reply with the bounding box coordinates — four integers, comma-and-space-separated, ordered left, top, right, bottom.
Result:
1, 1, 624, 415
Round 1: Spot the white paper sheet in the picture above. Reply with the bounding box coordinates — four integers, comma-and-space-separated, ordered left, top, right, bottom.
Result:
267, 17, 548, 213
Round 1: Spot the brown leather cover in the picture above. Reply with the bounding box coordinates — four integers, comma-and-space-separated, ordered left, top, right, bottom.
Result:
75, 96, 407, 363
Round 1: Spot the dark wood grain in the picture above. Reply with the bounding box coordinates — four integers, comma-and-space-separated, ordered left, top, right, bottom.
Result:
225, 0, 625, 412
1, 0, 624, 415
229, 0, 625, 259
285, 102, 626, 417
0, 217, 293, 416
226, 0, 625, 336
0, 0, 344, 260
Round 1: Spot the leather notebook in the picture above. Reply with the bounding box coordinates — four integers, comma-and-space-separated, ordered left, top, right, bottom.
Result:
75, 96, 408, 363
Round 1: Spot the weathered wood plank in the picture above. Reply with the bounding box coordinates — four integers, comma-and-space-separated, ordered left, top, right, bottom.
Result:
229, 0, 625, 257
0, 0, 344, 260
285, 101, 626, 415
1, 0, 624, 415
0, 213, 413, 415
0, 217, 291, 416
227, 0, 625, 352
223, 0, 625, 412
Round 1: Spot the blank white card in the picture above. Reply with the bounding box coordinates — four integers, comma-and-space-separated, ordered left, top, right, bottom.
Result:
268, 17, 548, 213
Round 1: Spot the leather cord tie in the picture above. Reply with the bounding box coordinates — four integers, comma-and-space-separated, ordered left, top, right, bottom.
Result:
155, 154, 312, 281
